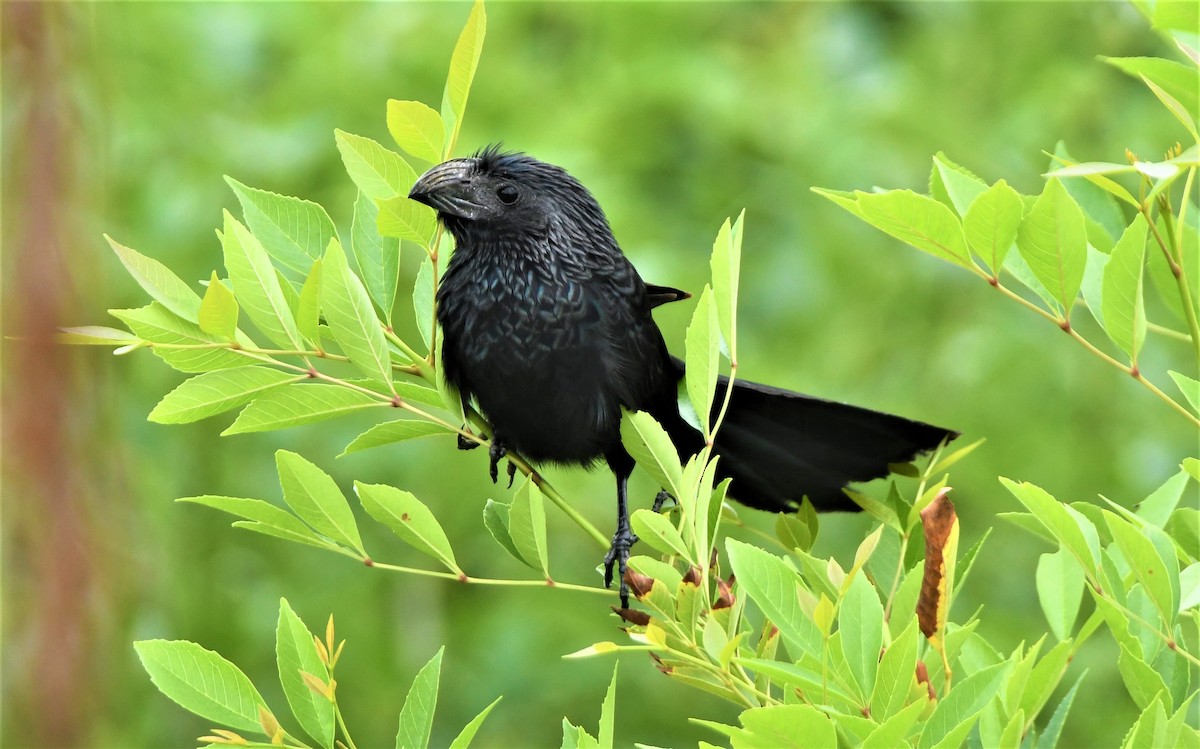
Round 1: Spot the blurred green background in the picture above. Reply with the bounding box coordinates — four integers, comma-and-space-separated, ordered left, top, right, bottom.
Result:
3, 3, 1194, 747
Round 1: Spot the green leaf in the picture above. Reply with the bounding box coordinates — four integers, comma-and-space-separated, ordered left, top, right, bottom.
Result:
1015, 179, 1087, 318
737, 704, 837, 749
396, 647, 443, 749
378, 195, 438, 248
276, 599, 334, 748
177, 495, 333, 550
862, 698, 927, 749
413, 252, 438, 352
1001, 477, 1099, 575
149, 366, 300, 424
1002, 250, 1062, 312
322, 238, 393, 389
198, 272, 239, 340
394, 379, 451, 410
110, 303, 249, 372
1141, 73, 1200, 142
855, 189, 973, 269
340, 419, 452, 456
441, 0, 486, 150
1103, 57, 1199, 116
1148, 215, 1198, 323
620, 410, 685, 501
930, 152, 988, 216
1120, 695, 1170, 749
225, 177, 336, 278
222, 383, 385, 435
709, 212, 743, 358
685, 287, 720, 437
1038, 670, 1086, 749
1168, 371, 1200, 413
134, 639, 267, 733
1119, 644, 1170, 711
1036, 547, 1085, 642
509, 479, 550, 578
630, 508, 690, 561
448, 696, 502, 749
276, 450, 365, 556
352, 192, 401, 324
482, 499, 529, 567
221, 211, 305, 350
598, 663, 618, 749
1082, 244, 1109, 329
962, 180, 1022, 276
1052, 141, 1126, 243
297, 259, 323, 348
915, 662, 1008, 749
562, 718, 600, 749
839, 571, 884, 698
334, 129, 417, 200
57, 325, 141, 346
106, 235, 202, 321
387, 99, 445, 163
1101, 214, 1149, 363
1105, 510, 1178, 627
775, 513, 813, 553
726, 539, 822, 661
870, 616, 921, 721
356, 482, 460, 574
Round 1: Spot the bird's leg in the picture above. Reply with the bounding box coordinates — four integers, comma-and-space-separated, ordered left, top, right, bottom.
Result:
488, 440, 507, 484
603, 470, 637, 609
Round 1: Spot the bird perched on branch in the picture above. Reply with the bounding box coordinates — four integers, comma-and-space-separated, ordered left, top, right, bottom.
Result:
409, 147, 957, 609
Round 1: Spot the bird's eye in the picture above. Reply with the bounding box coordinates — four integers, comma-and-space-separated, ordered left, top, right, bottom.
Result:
496, 184, 519, 204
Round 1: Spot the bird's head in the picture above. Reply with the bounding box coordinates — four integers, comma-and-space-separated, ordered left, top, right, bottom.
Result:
408, 146, 610, 243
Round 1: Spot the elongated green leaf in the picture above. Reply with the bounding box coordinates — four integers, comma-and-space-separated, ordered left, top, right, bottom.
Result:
856, 189, 973, 268
1016, 179, 1087, 318
222, 383, 385, 435
709, 212, 743, 358
356, 482, 460, 574
394, 380, 449, 409
221, 212, 304, 350
598, 663, 618, 749
1001, 478, 1100, 575
737, 704, 837, 749
1105, 510, 1177, 626
277, 599, 334, 749
839, 571, 884, 698
630, 508, 690, 561
685, 287, 720, 437
963, 180, 1022, 276
107, 235, 202, 321
620, 410, 685, 501
334, 129, 417, 200
297, 259, 323, 348
177, 495, 330, 548
134, 639, 267, 732
1103, 57, 1199, 116
1119, 644, 1170, 710
929, 153, 987, 216
1081, 244, 1109, 329
378, 195, 438, 248
726, 539, 822, 661
276, 450, 365, 556
387, 99, 445, 163
448, 695, 502, 749
441, 0, 486, 150
352, 193, 401, 324
322, 238, 393, 390
1039, 670, 1085, 749
915, 662, 1009, 749
1168, 371, 1200, 413
1141, 74, 1200, 142
226, 177, 336, 277
198, 272, 239, 340
1102, 214, 1149, 362
150, 367, 300, 424
1052, 142, 1126, 243
58, 325, 141, 346
413, 252, 437, 351
1036, 547, 1085, 641
340, 420, 452, 457
396, 647, 443, 749
509, 479, 549, 578
871, 616, 921, 720
862, 698, 927, 749
110, 303, 249, 372
482, 499, 529, 566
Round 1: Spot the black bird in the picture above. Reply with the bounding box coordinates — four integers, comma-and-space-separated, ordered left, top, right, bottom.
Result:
409, 147, 957, 608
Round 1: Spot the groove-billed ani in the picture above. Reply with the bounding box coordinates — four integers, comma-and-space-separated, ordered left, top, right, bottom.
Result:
409, 147, 957, 608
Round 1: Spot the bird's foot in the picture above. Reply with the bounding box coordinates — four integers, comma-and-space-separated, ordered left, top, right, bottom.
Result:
603, 525, 639, 609
488, 441, 507, 484
651, 490, 672, 514
457, 430, 484, 451
506, 460, 517, 489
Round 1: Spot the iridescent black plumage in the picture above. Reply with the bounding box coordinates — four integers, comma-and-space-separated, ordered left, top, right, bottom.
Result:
410, 149, 958, 608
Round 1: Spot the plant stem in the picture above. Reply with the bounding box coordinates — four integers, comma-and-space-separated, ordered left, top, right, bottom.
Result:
368, 561, 612, 595
332, 699, 359, 749
1153, 206, 1200, 371
384, 328, 433, 380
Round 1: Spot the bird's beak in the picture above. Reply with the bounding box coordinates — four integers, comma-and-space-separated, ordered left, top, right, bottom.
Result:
408, 159, 484, 220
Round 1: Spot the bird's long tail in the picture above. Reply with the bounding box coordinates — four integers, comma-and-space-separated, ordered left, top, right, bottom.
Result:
660, 366, 958, 513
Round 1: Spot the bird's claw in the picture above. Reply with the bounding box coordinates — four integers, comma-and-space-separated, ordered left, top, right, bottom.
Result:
603, 527, 639, 609
506, 460, 517, 489
488, 441, 507, 484
457, 431, 483, 451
